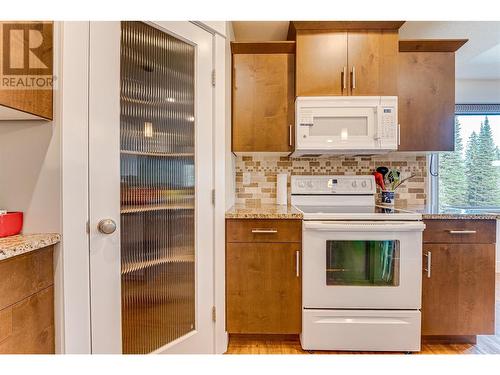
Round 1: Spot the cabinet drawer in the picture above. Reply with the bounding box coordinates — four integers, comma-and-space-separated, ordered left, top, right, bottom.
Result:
0, 246, 54, 311
226, 219, 301, 243
423, 220, 496, 244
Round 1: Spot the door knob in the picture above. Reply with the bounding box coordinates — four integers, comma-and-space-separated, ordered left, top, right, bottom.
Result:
98, 219, 117, 234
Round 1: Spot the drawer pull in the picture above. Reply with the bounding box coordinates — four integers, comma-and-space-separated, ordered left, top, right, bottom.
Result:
448, 230, 477, 234
296, 250, 300, 278
424, 251, 432, 278
251, 228, 278, 234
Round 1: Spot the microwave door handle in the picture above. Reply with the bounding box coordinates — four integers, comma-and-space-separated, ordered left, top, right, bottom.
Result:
374, 108, 382, 145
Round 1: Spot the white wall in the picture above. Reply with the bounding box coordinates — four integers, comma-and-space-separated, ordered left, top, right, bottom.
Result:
456, 79, 500, 103
0, 121, 61, 232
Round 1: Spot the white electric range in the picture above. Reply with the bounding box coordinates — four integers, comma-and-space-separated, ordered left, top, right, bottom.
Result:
291, 175, 425, 352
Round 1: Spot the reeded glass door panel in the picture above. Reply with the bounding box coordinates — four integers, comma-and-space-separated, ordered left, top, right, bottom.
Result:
120, 21, 195, 354
326, 240, 400, 286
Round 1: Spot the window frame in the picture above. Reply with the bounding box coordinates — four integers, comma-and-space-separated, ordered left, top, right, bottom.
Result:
430, 104, 500, 210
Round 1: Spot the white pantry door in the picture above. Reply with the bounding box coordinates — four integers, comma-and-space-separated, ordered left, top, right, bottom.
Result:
88, 21, 214, 354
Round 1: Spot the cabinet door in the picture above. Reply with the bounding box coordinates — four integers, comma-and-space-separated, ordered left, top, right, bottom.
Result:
347, 31, 398, 96
226, 242, 301, 334
398, 52, 455, 151
421, 243, 496, 336
232, 54, 295, 152
296, 31, 347, 96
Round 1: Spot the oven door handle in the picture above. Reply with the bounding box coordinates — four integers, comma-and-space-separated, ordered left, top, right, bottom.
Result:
303, 221, 426, 232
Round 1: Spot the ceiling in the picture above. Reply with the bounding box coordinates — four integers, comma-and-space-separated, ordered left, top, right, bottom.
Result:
231, 21, 500, 80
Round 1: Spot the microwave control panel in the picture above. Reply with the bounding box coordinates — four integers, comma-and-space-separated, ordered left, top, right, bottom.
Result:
379, 107, 397, 140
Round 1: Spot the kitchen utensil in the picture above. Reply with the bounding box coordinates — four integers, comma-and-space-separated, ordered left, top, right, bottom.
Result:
386, 169, 401, 190
0, 212, 23, 238
373, 172, 386, 190
393, 174, 416, 190
376, 166, 389, 177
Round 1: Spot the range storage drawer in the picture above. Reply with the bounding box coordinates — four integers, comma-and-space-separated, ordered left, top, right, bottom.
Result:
423, 219, 496, 244
226, 219, 302, 243
301, 309, 421, 352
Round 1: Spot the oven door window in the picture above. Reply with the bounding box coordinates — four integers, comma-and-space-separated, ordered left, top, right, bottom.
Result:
326, 240, 400, 286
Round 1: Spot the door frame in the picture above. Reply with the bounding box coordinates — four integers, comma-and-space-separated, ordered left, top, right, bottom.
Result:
59, 21, 228, 354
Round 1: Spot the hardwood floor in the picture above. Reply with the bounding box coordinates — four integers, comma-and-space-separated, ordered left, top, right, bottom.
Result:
226, 274, 500, 355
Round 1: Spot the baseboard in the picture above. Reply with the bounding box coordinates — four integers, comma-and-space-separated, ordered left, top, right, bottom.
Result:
422, 335, 477, 345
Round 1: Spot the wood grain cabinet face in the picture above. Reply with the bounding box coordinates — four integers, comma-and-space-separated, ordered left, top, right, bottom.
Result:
421, 220, 496, 337
226, 242, 302, 334
0, 247, 54, 354
296, 30, 398, 97
347, 31, 398, 96
398, 52, 455, 151
226, 219, 302, 334
296, 31, 347, 96
232, 53, 295, 153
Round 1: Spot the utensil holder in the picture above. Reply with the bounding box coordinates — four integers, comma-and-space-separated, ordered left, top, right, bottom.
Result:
380, 191, 395, 206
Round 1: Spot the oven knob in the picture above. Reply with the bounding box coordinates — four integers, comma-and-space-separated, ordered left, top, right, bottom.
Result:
351, 181, 357, 188
362, 181, 367, 188
298, 181, 305, 188
307, 181, 314, 188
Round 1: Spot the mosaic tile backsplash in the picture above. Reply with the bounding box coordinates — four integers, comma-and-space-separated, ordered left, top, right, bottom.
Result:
235, 153, 427, 207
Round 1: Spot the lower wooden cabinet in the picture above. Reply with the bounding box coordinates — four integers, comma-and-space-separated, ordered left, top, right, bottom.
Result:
226, 219, 301, 334
421, 220, 496, 338
0, 246, 54, 354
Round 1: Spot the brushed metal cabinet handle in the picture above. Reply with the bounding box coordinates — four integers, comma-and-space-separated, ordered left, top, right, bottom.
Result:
251, 228, 278, 234
398, 124, 401, 146
351, 65, 356, 90
296, 250, 300, 277
342, 66, 347, 91
289, 124, 293, 147
424, 251, 432, 278
448, 230, 477, 234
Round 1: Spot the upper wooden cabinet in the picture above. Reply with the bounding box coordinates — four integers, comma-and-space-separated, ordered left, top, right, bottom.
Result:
296, 30, 399, 96
232, 42, 295, 153
398, 40, 467, 151
0, 21, 53, 121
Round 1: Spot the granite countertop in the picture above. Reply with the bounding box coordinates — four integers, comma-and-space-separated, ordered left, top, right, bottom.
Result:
401, 205, 500, 220
0, 233, 61, 261
226, 202, 500, 221
226, 204, 303, 219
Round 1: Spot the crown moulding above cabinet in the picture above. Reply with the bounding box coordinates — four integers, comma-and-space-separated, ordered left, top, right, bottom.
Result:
0, 21, 54, 121
287, 21, 406, 40
399, 39, 469, 52
231, 41, 296, 54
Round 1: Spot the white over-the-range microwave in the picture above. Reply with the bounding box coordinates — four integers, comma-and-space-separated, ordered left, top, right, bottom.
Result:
293, 96, 399, 156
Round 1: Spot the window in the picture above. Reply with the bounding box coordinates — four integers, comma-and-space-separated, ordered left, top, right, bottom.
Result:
432, 104, 500, 212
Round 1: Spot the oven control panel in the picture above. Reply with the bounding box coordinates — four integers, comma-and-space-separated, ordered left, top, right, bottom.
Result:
291, 175, 376, 195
